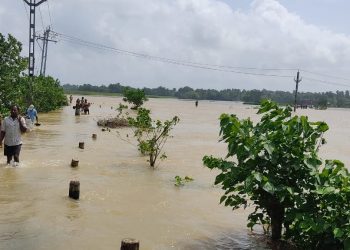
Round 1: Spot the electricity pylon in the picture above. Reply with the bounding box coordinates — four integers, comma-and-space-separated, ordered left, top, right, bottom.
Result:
23, 0, 48, 77
37, 26, 56, 76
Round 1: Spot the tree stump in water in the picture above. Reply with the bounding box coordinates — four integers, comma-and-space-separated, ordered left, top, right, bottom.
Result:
69, 180, 80, 200
92, 134, 97, 139
78, 142, 84, 149
71, 159, 79, 167
120, 238, 139, 250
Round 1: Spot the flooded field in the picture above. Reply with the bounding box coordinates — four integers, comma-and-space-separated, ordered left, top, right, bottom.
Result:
0, 96, 349, 250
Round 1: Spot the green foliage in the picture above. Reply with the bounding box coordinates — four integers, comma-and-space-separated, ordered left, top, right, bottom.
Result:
316, 96, 328, 109
116, 103, 128, 117
128, 108, 179, 167
123, 87, 148, 109
0, 33, 27, 115
0, 33, 67, 115
203, 100, 350, 248
174, 176, 194, 187
285, 160, 350, 248
26, 75, 68, 112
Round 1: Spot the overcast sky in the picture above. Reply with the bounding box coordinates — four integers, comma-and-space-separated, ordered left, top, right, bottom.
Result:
1, 0, 350, 92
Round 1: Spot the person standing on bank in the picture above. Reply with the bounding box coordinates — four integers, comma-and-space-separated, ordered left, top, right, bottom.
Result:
0, 105, 28, 165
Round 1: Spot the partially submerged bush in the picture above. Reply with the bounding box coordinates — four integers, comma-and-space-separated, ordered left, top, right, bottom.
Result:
203, 99, 350, 249
128, 108, 179, 167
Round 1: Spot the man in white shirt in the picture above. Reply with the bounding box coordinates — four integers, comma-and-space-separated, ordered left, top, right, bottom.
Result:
0, 105, 28, 165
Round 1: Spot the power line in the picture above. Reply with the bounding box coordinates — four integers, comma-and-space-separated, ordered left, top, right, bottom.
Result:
46, 0, 53, 28
22, 1, 30, 20
52, 31, 295, 79
300, 69, 350, 82
58, 32, 297, 73
303, 77, 350, 88
38, 5, 45, 31
53, 32, 350, 88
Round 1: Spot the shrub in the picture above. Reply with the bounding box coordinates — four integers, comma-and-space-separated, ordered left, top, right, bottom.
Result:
203, 100, 350, 248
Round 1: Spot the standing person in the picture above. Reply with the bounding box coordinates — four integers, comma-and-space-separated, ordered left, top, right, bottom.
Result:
26, 104, 38, 127
195, 100, 198, 107
80, 97, 85, 112
83, 99, 90, 115
0, 105, 28, 165
75, 98, 81, 116
69, 95, 73, 104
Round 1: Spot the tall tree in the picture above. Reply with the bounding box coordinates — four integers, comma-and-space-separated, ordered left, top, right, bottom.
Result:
0, 33, 27, 114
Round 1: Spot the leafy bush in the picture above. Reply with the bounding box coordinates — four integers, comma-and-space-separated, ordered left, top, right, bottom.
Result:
122, 87, 148, 109
0, 33, 67, 115
28, 75, 68, 112
128, 108, 179, 167
174, 176, 194, 187
0, 33, 27, 115
203, 100, 350, 249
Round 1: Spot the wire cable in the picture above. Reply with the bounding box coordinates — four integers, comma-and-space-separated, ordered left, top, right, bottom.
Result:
52, 31, 295, 78
303, 77, 350, 88
48, 32, 350, 88
38, 5, 45, 31
47, 0, 53, 28
58, 32, 297, 73
22, 1, 30, 21
300, 69, 350, 82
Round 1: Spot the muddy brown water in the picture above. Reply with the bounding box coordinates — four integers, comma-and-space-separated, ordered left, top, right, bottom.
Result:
0, 96, 349, 250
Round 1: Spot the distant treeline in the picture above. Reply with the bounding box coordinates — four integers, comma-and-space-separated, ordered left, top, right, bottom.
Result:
63, 83, 350, 108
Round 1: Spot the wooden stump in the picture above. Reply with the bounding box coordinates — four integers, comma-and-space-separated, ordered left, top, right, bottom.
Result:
92, 134, 97, 139
71, 159, 79, 167
69, 180, 80, 200
78, 142, 84, 149
120, 238, 139, 250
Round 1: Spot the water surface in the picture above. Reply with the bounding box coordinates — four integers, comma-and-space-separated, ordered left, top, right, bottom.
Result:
0, 96, 348, 250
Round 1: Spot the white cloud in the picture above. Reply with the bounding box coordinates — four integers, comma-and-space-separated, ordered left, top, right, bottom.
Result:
1, 0, 350, 91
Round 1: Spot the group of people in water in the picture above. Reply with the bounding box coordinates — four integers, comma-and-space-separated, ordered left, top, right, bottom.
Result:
69, 95, 90, 116
0, 94, 91, 166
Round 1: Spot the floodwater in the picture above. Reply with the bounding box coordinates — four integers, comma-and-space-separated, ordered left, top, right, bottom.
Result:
0, 96, 349, 250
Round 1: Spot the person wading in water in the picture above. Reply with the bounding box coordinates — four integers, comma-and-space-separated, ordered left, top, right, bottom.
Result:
0, 105, 28, 166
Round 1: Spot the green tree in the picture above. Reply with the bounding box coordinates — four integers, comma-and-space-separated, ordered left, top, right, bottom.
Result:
0, 33, 27, 114
28, 75, 68, 112
286, 159, 350, 249
128, 108, 179, 167
203, 100, 328, 240
122, 87, 148, 109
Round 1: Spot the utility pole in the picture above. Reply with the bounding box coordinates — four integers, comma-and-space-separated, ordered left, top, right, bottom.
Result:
294, 70, 302, 112
37, 26, 56, 76
23, 0, 48, 77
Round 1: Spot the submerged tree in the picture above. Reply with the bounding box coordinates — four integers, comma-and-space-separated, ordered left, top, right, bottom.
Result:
204, 100, 350, 248
128, 108, 179, 167
123, 87, 148, 109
